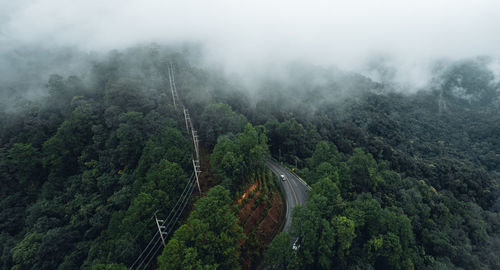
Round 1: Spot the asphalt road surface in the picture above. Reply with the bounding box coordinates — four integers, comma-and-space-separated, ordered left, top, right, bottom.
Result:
267, 160, 310, 232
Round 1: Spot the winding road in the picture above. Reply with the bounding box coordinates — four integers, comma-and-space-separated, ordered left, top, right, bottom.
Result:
266, 160, 310, 232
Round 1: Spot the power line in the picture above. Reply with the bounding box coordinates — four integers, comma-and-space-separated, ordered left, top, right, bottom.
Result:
134, 179, 197, 270
135, 237, 163, 270
119, 210, 158, 258
168, 64, 178, 109
164, 179, 196, 231
141, 236, 167, 270
128, 231, 160, 270
142, 181, 197, 270
130, 176, 196, 269
161, 177, 196, 231
129, 62, 203, 269
129, 174, 194, 269
160, 173, 195, 226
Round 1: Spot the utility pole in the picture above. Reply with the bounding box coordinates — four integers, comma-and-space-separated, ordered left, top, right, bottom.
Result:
182, 106, 200, 160
168, 66, 177, 109
170, 63, 179, 105
192, 130, 200, 161
155, 215, 167, 247
183, 107, 190, 133
192, 159, 201, 194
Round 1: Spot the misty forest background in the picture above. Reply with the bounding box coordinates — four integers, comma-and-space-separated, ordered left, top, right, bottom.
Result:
1, 45, 500, 269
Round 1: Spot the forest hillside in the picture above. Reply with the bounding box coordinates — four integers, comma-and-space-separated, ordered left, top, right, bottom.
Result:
1, 46, 499, 269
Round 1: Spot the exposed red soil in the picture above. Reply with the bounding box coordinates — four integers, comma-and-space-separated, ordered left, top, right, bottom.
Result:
237, 182, 258, 204
238, 189, 262, 233
236, 173, 286, 270
256, 193, 284, 244
243, 199, 268, 234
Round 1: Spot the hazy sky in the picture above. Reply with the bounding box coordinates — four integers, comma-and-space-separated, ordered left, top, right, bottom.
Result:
1, 0, 500, 87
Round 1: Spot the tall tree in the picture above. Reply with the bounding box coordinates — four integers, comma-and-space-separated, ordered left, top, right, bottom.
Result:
158, 186, 244, 270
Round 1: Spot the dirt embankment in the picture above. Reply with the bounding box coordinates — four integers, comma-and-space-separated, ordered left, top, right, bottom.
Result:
236, 169, 285, 270
256, 193, 283, 243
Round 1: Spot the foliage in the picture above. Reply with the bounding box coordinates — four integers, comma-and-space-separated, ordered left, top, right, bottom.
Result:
211, 123, 269, 193
268, 141, 499, 269
157, 186, 244, 270
0, 46, 193, 269
200, 103, 248, 148
2, 46, 500, 270
264, 232, 293, 269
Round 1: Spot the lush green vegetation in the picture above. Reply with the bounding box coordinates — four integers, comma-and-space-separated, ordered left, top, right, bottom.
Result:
0, 47, 196, 269
0, 46, 274, 269
157, 185, 244, 269
1, 45, 499, 269
259, 60, 500, 269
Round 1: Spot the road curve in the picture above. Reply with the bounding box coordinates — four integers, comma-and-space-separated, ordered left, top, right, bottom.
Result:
266, 160, 310, 232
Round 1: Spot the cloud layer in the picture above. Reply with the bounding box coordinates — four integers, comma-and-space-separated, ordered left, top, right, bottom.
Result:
2, 0, 500, 87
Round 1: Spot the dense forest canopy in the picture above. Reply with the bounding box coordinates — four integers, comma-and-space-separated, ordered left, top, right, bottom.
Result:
0, 45, 499, 269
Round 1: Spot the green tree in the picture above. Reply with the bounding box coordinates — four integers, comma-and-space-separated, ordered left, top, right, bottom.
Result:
264, 232, 293, 269
200, 103, 248, 148
42, 135, 71, 177
331, 216, 356, 261
308, 141, 340, 167
115, 112, 145, 170
211, 136, 242, 180
8, 143, 42, 187
347, 148, 383, 192
158, 186, 244, 270
12, 232, 43, 270
211, 123, 268, 190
